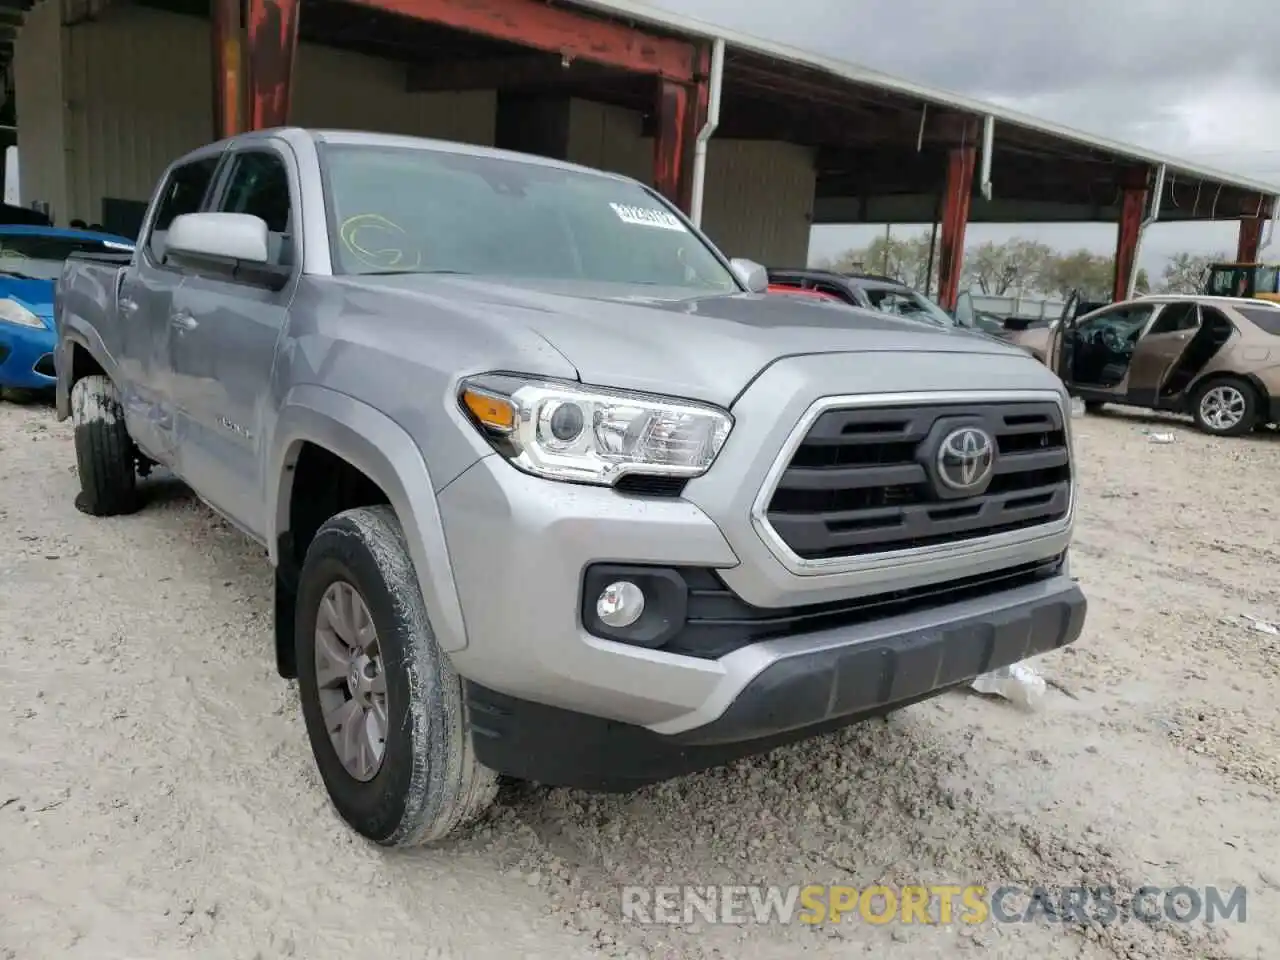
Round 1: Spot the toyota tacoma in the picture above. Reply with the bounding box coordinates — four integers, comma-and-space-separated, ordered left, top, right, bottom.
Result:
54, 129, 1086, 846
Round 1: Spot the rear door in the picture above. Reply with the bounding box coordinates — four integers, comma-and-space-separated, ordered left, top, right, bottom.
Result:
166, 143, 299, 537
1125, 300, 1199, 401
117, 149, 224, 464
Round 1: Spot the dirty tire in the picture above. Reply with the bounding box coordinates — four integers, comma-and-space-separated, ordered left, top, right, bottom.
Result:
296, 505, 498, 846
70, 374, 138, 516
1191, 376, 1258, 437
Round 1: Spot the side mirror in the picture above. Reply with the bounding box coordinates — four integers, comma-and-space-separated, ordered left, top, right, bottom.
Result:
730, 257, 769, 293
166, 212, 270, 265
953, 290, 976, 328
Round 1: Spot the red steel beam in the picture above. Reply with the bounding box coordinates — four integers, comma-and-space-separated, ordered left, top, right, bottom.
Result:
652, 77, 689, 208
1112, 185, 1146, 302
247, 0, 301, 130
651, 45, 709, 213
347, 0, 695, 82
935, 145, 975, 311
1237, 216, 1265, 263
211, 0, 243, 138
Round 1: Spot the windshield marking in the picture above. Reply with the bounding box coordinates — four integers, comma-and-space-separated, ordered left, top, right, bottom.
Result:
607, 202, 687, 232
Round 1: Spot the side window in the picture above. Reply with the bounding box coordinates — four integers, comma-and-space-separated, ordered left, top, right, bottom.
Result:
147, 156, 220, 262
217, 151, 295, 268
1077, 305, 1153, 339
1236, 305, 1280, 336
1147, 302, 1198, 334
812, 282, 854, 304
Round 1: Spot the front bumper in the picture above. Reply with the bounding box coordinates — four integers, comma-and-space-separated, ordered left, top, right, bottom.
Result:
466, 572, 1085, 790
0, 321, 56, 389
439, 365, 1079, 743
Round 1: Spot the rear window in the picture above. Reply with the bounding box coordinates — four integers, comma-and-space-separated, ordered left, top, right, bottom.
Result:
1238, 306, 1280, 336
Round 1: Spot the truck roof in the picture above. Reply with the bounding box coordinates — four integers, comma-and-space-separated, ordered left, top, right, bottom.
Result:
193, 127, 637, 185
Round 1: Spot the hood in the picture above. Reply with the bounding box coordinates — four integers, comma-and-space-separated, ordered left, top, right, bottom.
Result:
338, 274, 1035, 408
0, 275, 54, 327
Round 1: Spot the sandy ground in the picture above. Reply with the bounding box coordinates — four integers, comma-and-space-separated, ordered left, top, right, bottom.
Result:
2, 395, 1278, 960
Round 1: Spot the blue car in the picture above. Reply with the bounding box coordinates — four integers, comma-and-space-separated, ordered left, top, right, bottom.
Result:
0, 225, 135, 391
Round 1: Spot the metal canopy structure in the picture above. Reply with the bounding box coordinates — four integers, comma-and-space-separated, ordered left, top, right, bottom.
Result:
576, 0, 1279, 225
109, 0, 1280, 307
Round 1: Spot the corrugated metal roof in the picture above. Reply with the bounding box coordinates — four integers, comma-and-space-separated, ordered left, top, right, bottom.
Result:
573, 0, 1280, 197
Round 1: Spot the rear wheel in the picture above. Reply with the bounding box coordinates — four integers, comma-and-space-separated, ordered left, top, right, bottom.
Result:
1192, 378, 1258, 437
69, 374, 139, 516
295, 505, 497, 846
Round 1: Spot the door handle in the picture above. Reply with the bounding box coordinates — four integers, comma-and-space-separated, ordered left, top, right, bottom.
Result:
169, 310, 198, 332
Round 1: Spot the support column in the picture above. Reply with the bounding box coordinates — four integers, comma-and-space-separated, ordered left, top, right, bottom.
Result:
211, 0, 242, 139
1237, 216, 1264, 263
652, 46, 710, 213
936, 145, 975, 311
1112, 183, 1147, 303
246, 0, 301, 131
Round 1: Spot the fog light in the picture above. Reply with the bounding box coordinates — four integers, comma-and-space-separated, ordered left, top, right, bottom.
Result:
596, 581, 645, 628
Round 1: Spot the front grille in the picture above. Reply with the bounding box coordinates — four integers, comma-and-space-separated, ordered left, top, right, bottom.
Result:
33, 353, 55, 377
765, 400, 1071, 560
667, 556, 1063, 659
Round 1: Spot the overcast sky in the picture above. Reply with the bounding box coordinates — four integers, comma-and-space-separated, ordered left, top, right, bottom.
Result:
647, 0, 1280, 277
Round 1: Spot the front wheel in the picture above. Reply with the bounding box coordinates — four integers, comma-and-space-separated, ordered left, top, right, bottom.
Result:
1083, 400, 1107, 415
295, 505, 497, 846
1192, 378, 1257, 437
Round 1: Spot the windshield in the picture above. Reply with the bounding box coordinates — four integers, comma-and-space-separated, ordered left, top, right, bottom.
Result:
0, 234, 132, 281
863, 287, 955, 326
319, 144, 739, 292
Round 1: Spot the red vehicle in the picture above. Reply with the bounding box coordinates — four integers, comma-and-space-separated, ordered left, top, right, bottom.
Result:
766, 283, 844, 302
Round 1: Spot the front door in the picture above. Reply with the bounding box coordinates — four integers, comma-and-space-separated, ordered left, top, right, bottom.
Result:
1125, 300, 1198, 405
1059, 302, 1155, 395
167, 146, 298, 538
1046, 291, 1078, 383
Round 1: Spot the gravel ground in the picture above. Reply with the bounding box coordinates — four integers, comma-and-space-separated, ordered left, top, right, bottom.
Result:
2, 396, 1278, 960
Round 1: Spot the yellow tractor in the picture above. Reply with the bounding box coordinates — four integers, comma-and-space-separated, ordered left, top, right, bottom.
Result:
1204, 262, 1280, 302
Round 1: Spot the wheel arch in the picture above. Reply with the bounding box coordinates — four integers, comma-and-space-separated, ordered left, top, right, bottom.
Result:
268, 386, 469, 661
56, 331, 112, 421
1185, 369, 1269, 410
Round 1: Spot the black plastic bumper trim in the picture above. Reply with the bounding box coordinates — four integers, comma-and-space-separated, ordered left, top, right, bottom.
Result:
466, 577, 1086, 791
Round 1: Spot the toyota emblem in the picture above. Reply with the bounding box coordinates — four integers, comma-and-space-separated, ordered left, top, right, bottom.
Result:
936, 426, 995, 493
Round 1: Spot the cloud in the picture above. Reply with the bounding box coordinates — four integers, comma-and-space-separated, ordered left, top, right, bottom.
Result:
653, 0, 1280, 184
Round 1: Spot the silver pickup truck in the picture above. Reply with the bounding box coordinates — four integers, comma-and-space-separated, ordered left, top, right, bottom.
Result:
54, 128, 1087, 846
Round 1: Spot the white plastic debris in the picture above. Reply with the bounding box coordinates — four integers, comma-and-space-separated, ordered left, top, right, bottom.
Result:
971, 661, 1047, 710
1141, 428, 1175, 443
1240, 614, 1280, 637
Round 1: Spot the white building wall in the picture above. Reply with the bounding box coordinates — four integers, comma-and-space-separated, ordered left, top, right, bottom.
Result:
19, 4, 496, 225
13, 0, 68, 219
566, 98, 815, 265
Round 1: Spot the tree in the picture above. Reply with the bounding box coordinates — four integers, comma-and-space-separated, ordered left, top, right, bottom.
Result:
1160, 252, 1225, 294
963, 238, 1055, 296
826, 230, 939, 291
1043, 249, 1115, 300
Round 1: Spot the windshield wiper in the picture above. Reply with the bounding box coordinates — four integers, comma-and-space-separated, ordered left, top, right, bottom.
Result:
358, 269, 473, 276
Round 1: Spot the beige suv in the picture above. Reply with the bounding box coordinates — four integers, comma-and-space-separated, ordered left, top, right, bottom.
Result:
1011, 294, 1280, 436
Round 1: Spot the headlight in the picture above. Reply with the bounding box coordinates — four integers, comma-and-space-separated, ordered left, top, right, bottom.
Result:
458, 374, 733, 485
0, 299, 43, 329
